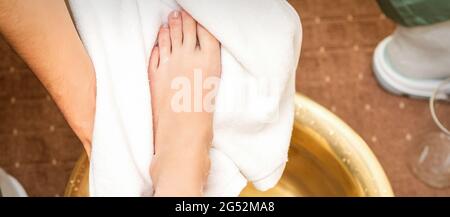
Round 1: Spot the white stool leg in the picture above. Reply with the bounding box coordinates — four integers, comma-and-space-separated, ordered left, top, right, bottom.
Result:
0, 168, 27, 197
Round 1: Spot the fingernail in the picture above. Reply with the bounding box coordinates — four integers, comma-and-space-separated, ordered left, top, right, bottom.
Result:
171, 10, 179, 18
162, 23, 168, 28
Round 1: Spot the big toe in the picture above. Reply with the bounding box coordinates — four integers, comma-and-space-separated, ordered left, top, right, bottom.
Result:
181, 10, 197, 49
197, 24, 220, 52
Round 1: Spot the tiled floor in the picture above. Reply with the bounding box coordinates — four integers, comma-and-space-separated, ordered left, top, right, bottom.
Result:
0, 0, 449, 196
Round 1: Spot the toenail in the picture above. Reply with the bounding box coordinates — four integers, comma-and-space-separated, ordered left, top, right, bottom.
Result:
171, 11, 179, 18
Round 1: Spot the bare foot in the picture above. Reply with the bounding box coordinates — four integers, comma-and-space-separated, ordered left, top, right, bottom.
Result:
148, 10, 221, 196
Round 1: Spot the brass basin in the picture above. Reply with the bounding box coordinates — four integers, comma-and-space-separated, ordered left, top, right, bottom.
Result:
65, 93, 393, 197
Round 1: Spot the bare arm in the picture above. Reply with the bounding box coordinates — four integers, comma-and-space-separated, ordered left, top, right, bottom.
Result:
0, 0, 95, 156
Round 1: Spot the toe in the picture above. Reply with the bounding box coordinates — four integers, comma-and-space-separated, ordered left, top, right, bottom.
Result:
158, 24, 171, 63
197, 24, 220, 52
168, 10, 182, 48
181, 10, 197, 49
148, 46, 160, 77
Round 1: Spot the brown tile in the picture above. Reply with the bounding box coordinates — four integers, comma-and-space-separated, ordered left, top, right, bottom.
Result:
300, 22, 320, 51
0, 37, 28, 71
0, 134, 49, 166
2, 162, 75, 197
0, 38, 12, 70
351, 0, 384, 16
312, 0, 355, 18
43, 130, 83, 162
288, 0, 315, 20
0, 98, 67, 135
352, 19, 395, 46
0, 69, 49, 99
316, 21, 354, 48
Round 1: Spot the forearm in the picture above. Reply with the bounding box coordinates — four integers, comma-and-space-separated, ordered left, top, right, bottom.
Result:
0, 0, 95, 155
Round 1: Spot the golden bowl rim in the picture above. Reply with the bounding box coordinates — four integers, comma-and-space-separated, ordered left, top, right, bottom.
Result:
294, 94, 393, 196
65, 93, 394, 196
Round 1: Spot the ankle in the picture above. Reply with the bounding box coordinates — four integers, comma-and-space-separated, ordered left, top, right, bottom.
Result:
151, 151, 210, 196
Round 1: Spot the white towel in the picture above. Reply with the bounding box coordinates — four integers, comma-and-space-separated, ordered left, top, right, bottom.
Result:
68, 0, 302, 196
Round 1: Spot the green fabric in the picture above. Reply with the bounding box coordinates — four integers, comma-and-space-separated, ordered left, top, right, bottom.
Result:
377, 0, 450, 27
